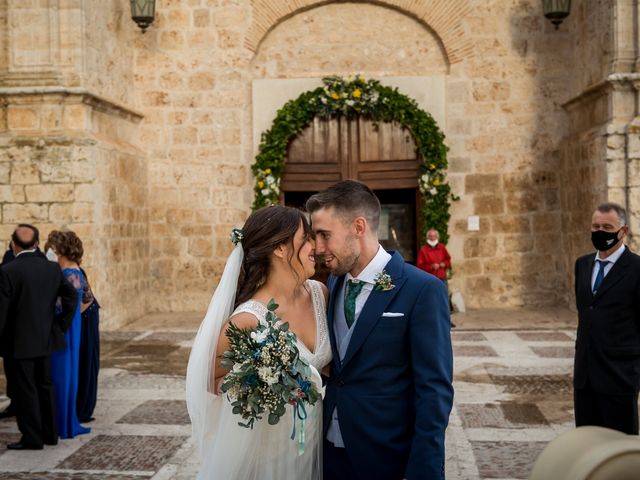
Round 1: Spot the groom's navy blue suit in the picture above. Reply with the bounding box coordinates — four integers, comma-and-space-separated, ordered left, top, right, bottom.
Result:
323, 251, 454, 480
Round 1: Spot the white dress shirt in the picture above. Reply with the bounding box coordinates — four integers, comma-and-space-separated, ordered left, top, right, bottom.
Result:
591, 243, 626, 291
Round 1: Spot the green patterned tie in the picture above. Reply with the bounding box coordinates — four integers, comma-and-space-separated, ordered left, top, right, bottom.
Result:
344, 279, 365, 329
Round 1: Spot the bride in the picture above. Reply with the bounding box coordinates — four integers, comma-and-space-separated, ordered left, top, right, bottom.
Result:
186, 205, 332, 479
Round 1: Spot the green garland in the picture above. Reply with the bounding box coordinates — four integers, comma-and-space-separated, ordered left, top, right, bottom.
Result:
252, 75, 456, 243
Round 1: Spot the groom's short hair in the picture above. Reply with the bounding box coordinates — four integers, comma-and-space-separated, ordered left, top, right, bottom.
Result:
306, 180, 381, 230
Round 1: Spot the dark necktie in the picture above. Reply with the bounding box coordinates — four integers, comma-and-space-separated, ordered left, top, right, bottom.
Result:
592, 260, 609, 293
344, 280, 365, 329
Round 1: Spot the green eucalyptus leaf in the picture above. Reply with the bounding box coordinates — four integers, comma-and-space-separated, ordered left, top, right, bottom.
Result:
268, 413, 280, 425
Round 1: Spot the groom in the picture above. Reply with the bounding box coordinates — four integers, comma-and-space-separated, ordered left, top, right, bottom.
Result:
307, 181, 454, 480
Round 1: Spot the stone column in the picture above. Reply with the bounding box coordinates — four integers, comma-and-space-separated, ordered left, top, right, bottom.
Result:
624, 80, 640, 250
0, 0, 148, 328
605, 73, 640, 251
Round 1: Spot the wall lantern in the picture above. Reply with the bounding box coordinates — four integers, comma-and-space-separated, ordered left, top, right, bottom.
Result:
130, 0, 155, 33
542, 0, 571, 29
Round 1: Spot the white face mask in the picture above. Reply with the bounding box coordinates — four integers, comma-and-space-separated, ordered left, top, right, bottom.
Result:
46, 248, 58, 262
427, 239, 439, 247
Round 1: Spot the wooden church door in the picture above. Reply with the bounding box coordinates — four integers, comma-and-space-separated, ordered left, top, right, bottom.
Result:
282, 117, 420, 263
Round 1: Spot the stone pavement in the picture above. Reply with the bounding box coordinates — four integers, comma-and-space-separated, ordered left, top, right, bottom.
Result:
0, 308, 584, 479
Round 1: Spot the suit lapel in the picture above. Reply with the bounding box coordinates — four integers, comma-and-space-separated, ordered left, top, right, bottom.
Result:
580, 254, 596, 303
591, 248, 631, 303
340, 252, 407, 370
327, 274, 345, 372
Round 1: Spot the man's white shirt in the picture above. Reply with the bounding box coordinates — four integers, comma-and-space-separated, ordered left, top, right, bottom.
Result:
591, 243, 626, 291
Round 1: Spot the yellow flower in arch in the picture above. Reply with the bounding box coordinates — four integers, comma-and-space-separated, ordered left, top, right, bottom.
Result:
257, 181, 265, 188
264, 168, 271, 174
331, 92, 339, 100
432, 178, 441, 187
353, 89, 362, 98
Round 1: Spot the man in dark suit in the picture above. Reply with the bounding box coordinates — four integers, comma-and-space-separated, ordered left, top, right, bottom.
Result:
0, 241, 16, 419
574, 202, 640, 435
0, 224, 77, 449
307, 181, 454, 480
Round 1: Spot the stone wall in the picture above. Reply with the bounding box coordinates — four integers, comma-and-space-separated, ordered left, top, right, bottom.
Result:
0, 0, 147, 328
136, 0, 253, 312
0, 91, 147, 329
132, 0, 581, 312
558, 0, 640, 307
2, 0, 637, 324
443, 2, 573, 307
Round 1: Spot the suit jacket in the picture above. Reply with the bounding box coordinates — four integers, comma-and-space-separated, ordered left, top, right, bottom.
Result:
324, 251, 454, 480
0, 252, 78, 359
574, 247, 640, 394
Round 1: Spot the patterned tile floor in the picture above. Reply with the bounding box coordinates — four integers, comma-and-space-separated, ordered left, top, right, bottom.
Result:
0, 318, 583, 479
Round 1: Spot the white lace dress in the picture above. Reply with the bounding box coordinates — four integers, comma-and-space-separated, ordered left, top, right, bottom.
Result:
197, 280, 331, 480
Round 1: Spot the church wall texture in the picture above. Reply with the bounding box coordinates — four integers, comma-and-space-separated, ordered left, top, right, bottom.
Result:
1, 0, 638, 326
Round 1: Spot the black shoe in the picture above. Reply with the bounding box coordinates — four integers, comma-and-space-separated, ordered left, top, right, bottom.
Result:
7, 442, 43, 450
44, 439, 58, 446
0, 406, 16, 419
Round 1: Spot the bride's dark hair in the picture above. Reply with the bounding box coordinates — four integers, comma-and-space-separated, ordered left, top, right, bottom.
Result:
235, 205, 312, 307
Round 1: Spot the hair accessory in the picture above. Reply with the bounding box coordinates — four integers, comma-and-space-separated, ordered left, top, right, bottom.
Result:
230, 228, 244, 246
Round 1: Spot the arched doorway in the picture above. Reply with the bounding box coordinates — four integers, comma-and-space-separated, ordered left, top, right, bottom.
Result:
282, 117, 420, 263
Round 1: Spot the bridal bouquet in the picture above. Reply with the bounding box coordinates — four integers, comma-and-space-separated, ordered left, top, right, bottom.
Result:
220, 299, 321, 431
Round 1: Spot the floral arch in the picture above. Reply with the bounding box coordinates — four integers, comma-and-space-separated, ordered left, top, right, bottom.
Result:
251, 76, 455, 242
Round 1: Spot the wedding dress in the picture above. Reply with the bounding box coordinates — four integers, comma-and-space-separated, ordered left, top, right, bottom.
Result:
187, 267, 331, 480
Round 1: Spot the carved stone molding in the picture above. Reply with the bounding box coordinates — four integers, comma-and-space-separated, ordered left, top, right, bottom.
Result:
0, 86, 143, 123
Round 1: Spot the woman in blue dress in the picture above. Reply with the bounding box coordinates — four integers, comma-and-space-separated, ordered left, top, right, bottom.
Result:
45, 230, 91, 439
77, 267, 100, 423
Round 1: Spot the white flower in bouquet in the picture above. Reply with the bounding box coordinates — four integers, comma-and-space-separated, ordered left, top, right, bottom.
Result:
250, 329, 269, 343
258, 366, 279, 385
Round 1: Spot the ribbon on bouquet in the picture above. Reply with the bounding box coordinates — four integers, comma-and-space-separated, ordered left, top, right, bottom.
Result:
290, 400, 308, 455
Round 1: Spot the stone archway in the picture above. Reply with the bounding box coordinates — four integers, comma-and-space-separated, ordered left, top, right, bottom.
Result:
245, 0, 475, 65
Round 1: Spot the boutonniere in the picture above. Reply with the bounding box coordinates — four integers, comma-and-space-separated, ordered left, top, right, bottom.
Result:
374, 270, 395, 291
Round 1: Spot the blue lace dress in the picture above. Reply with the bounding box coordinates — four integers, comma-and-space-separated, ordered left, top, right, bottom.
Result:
51, 268, 91, 439
77, 267, 99, 423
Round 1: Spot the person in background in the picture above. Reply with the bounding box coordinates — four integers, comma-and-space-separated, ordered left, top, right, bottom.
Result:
77, 267, 99, 423
0, 241, 16, 419
2, 241, 14, 265
416, 228, 454, 327
44, 230, 92, 439
0, 225, 77, 449
417, 229, 451, 283
574, 202, 640, 434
